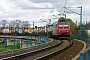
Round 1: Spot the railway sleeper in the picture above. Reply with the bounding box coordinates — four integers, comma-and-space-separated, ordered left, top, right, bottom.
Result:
35, 40, 73, 60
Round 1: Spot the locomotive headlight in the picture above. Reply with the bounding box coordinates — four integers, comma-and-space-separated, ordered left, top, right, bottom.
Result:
67, 31, 69, 32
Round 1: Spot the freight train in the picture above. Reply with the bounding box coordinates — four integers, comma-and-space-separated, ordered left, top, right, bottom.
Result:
0, 16, 70, 38
0, 21, 70, 37
26, 20, 70, 38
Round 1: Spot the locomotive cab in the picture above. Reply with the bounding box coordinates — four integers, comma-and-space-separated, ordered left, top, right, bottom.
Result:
57, 22, 70, 37
52, 21, 70, 37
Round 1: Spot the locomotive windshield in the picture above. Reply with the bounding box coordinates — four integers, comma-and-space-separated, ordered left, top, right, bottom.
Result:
58, 25, 63, 28
58, 24, 69, 28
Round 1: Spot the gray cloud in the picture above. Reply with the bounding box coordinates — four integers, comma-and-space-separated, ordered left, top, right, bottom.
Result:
29, 0, 60, 3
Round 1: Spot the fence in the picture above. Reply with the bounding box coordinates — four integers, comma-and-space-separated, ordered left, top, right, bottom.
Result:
80, 47, 90, 60
0, 36, 49, 51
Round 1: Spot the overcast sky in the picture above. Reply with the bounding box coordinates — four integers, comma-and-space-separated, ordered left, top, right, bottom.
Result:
0, 0, 90, 27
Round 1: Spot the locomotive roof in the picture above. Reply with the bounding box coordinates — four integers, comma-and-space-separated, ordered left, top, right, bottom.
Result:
56, 21, 69, 23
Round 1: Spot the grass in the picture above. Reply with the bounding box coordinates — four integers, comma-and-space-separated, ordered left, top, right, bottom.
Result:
0, 42, 20, 52
7, 45, 14, 50
0, 41, 42, 52
0, 43, 4, 47
0, 48, 4, 52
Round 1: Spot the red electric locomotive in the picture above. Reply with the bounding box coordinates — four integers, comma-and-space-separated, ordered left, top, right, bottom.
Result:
52, 21, 70, 37
51, 14, 70, 38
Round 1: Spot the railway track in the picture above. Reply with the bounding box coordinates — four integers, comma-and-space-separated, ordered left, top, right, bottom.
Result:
0, 39, 59, 59
26, 40, 72, 60
1, 39, 73, 60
